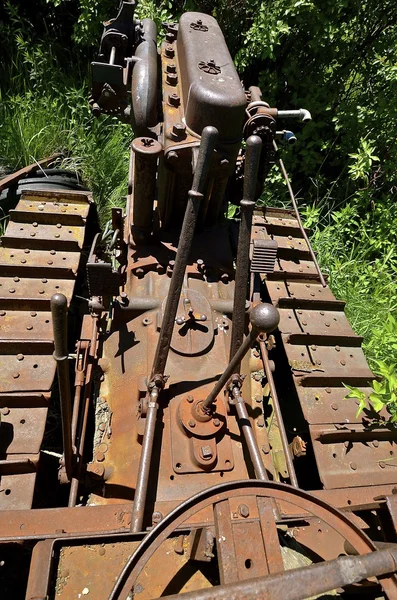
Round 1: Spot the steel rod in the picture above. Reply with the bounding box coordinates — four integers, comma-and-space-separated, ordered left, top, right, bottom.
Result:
232, 386, 268, 480
69, 317, 99, 507
204, 303, 280, 411
259, 338, 298, 487
203, 329, 256, 411
229, 135, 262, 364
274, 140, 326, 287
130, 389, 159, 533
51, 293, 73, 481
162, 546, 397, 600
150, 126, 218, 379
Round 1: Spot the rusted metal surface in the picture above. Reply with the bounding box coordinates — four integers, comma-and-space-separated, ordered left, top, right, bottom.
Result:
1, 9, 396, 600
0, 188, 91, 510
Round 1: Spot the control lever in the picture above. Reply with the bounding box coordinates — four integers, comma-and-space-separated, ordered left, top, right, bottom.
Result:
203, 303, 280, 412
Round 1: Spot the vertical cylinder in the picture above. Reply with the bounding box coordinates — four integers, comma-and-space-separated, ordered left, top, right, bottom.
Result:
131, 137, 162, 240
51, 293, 73, 480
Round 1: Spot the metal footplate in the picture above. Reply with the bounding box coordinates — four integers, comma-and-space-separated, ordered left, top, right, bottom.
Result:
0, 189, 92, 509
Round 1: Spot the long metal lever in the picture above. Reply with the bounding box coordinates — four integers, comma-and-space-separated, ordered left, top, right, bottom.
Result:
51, 293, 73, 481
131, 127, 218, 534
203, 303, 280, 411
150, 125, 219, 380
229, 135, 262, 364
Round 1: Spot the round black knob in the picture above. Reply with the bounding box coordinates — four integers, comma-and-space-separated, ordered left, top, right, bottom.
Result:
250, 303, 280, 334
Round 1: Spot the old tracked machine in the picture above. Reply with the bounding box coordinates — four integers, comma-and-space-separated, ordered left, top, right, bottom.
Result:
1, 2, 397, 599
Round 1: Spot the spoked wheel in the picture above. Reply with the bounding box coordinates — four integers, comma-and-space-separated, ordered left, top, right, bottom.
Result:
109, 481, 397, 600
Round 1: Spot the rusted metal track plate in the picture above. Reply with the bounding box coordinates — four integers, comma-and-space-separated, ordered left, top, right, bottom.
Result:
0, 406, 48, 455
278, 308, 362, 345
295, 386, 376, 424
0, 472, 36, 510
2, 221, 85, 251
0, 310, 53, 341
0, 276, 75, 309
266, 280, 344, 310
252, 224, 311, 260
0, 247, 80, 278
272, 258, 319, 278
310, 424, 397, 489
0, 355, 56, 393
9, 196, 89, 224
284, 337, 373, 386
0, 189, 91, 512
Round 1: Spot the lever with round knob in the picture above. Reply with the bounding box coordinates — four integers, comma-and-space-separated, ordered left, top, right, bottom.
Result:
202, 303, 280, 411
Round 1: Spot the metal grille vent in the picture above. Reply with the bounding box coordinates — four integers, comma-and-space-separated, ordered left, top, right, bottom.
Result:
251, 239, 278, 274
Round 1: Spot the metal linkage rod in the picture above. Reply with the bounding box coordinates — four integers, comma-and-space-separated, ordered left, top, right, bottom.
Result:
204, 303, 280, 412
163, 545, 397, 600
231, 385, 268, 480
273, 140, 326, 287
50, 293, 73, 481
150, 126, 219, 379
130, 385, 160, 533
229, 135, 262, 363
131, 127, 218, 534
258, 338, 298, 487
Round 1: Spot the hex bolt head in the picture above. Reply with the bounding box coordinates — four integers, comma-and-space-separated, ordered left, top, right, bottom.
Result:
200, 445, 213, 460
166, 63, 176, 73
164, 44, 174, 58
188, 419, 196, 428
213, 418, 221, 427
166, 72, 178, 85
172, 122, 186, 137
168, 93, 180, 107
187, 395, 194, 403
239, 504, 250, 518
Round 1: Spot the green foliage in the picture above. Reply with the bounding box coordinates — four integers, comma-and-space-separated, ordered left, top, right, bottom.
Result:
344, 360, 397, 423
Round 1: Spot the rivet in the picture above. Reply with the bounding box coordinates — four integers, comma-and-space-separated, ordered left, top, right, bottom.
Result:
9, 288, 15, 293
30, 312, 37, 317
21, 259, 26, 264
335, 345, 341, 352
344, 441, 349, 448
24, 249, 30, 254
30, 233, 36, 237
325, 388, 332, 394
257, 418, 265, 428
41, 278, 47, 283
320, 311, 325, 316
311, 345, 317, 351
302, 321, 307, 326
0, 311, 5, 316
39, 290, 45, 295
152, 511, 163, 524
13, 277, 19, 282
16, 354, 24, 361
187, 395, 194, 403
32, 222, 38, 227
340, 360, 346, 366
188, 419, 196, 428
27, 325, 33, 330
297, 310, 303, 315
56, 223, 62, 228
2, 407, 10, 415
316, 360, 322, 365
379, 461, 386, 469
350, 462, 357, 470
96, 452, 105, 462
55, 234, 60, 238
12, 372, 20, 379
50, 250, 56, 255
325, 322, 330, 327
310, 292, 315, 296
331, 403, 338, 410
373, 440, 379, 448
48, 260, 53, 265
213, 418, 221, 427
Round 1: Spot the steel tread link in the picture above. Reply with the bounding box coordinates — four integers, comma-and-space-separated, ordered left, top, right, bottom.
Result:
0, 189, 92, 509
253, 206, 397, 500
